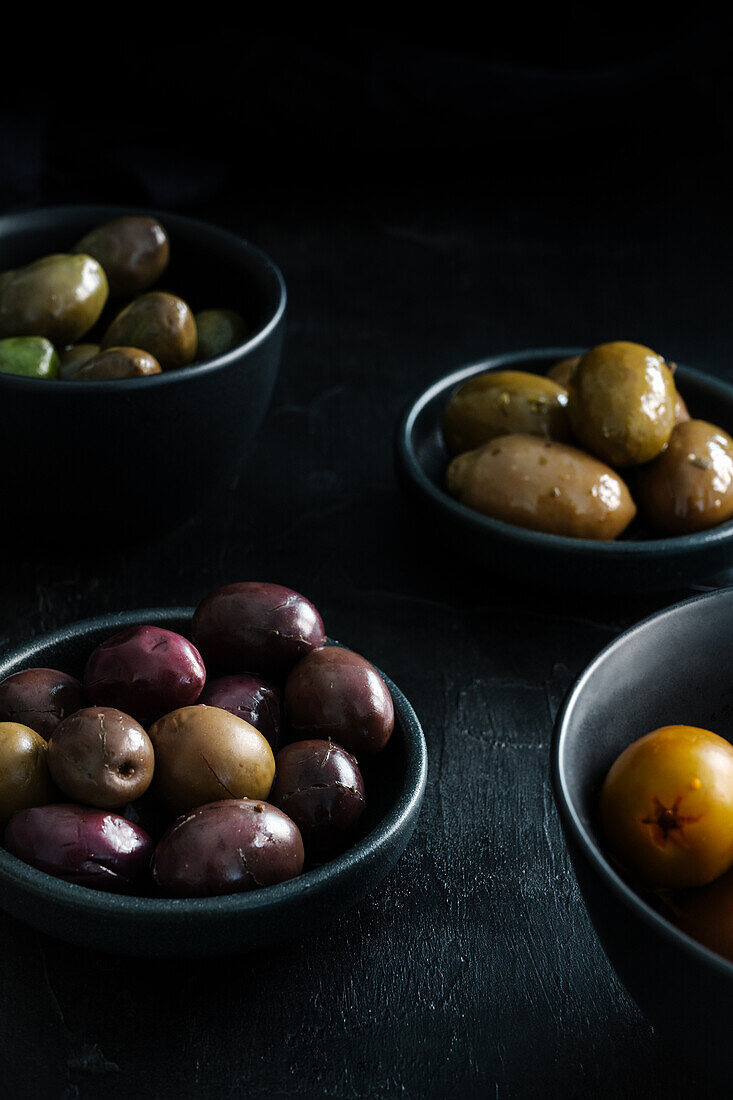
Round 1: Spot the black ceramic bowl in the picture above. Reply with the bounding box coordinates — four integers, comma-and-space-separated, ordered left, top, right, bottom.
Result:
0, 608, 426, 958
552, 586, 733, 1077
395, 348, 733, 592
0, 205, 286, 537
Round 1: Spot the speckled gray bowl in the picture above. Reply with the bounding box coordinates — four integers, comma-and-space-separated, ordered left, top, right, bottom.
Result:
0, 608, 427, 958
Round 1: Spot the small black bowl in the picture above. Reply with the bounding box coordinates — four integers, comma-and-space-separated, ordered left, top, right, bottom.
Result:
552, 586, 733, 1077
0, 608, 427, 958
0, 205, 286, 538
395, 347, 733, 593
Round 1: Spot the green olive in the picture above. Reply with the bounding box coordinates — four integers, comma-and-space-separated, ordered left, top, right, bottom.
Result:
102, 291, 197, 370
547, 356, 580, 388
0, 722, 53, 819
0, 336, 60, 380
195, 309, 248, 361
0, 254, 108, 345
75, 216, 170, 297
442, 370, 570, 455
73, 346, 162, 381
58, 343, 100, 380
567, 341, 677, 467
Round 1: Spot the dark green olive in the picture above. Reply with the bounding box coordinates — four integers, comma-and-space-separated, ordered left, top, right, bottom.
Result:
101, 292, 197, 370
0, 254, 108, 344
74, 217, 170, 297
0, 336, 60, 379
73, 346, 162, 381
58, 343, 100, 380
195, 309, 248, 361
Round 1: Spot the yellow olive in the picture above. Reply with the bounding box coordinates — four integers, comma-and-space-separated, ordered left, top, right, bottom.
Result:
442, 370, 570, 455
0, 722, 54, 819
0, 254, 108, 344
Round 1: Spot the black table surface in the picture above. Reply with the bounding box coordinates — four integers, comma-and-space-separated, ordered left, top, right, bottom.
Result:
0, 166, 728, 1098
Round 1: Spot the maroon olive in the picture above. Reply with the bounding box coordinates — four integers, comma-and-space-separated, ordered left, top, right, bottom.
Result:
48, 706, 154, 809
285, 646, 394, 755
271, 740, 365, 853
5, 804, 153, 891
192, 582, 325, 680
0, 668, 83, 740
84, 625, 205, 724
198, 674, 282, 751
152, 798, 304, 897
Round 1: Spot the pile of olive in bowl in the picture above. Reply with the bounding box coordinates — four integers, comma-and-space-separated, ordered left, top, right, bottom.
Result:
0, 215, 248, 380
0, 582, 396, 899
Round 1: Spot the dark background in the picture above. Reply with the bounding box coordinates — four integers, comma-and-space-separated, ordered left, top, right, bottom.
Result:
2, 19, 732, 1098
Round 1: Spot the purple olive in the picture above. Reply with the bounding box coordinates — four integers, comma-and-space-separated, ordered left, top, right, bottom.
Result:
271, 740, 365, 854
152, 798, 304, 897
192, 582, 325, 680
198, 674, 282, 751
48, 707, 155, 809
0, 668, 83, 740
84, 625, 205, 724
285, 646, 395, 755
5, 804, 153, 891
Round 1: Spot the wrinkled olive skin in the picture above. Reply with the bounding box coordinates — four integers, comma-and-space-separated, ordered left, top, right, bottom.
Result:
84, 625, 205, 725
0, 254, 108, 344
75, 216, 170, 298
672, 866, 733, 962
73, 346, 161, 381
101, 291, 197, 370
152, 798, 304, 897
199, 674, 281, 751
0, 336, 59, 379
195, 309, 248, 362
4, 804, 153, 891
547, 356, 580, 388
48, 707, 154, 809
446, 434, 637, 540
192, 582, 326, 680
285, 646, 394, 755
271, 739, 365, 853
0, 723, 54, 819
59, 342, 99, 380
149, 705, 275, 814
442, 370, 570, 455
0, 667, 83, 740
567, 341, 677, 466
637, 419, 733, 535
600, 725, 733, 889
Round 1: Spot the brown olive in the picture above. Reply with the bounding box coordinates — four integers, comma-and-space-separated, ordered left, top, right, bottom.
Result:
271, 739, 366, 854
74, 216, 170, 297
101, 291, 197, 370
675, 391, 691, 425
73, 346, 162, 381
0, 722, 54, 819
0, 667, 83, 740
58, 343, 100, 380
48, 707, 154, 809
442, 370, 570, 455
547, 356, 580, 388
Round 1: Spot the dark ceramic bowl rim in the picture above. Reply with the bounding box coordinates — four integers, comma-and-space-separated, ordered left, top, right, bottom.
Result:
0, 204, 287, 392
552, 585, 733, 982
396, 346, 733, 556
0, 607, 427, 920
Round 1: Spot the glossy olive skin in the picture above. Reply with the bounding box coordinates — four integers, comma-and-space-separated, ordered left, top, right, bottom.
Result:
199, 674, 281, 751
271, 739, 365, 853
0, 723, 53, 819
0, 667, 83, 740
5, 804, 153, 891
0, 254, 108, 344
446, 434, 637, 540
101, 291, 197, 370
152, 798, 304, 897
568, 341, 677, 466
547, 356, 580, 388
600, 725, 733, 889
675, 390, 691, 425
192, 582, 326, 680
149, 705, 275, 814
48, 707, 154, 809
285, 646, 394, 755
637, 419, 733, 535
442, 370, 570, 455
672, 865, 733, 962
195, 309, 248, 362
75, 216, 170, 297
73, 346, 161, 381
84, 625, 206, 725
59, 342, 99, 380
0, 336, 59, 379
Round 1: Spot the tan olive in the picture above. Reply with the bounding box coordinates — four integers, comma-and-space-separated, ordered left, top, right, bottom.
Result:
0, 254, 108, 344
442, 370, 570, 455
567, 341, 677, 467
73, 346, 162, 381
101, 291, 197, 370
148, 704, 276, 814
636, 419, 733, 535
547, 356, 580, 388
0, 722, 54, 819
74, 216, 170, 297
446, 433, 637, 540
59, 343, 100, 380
